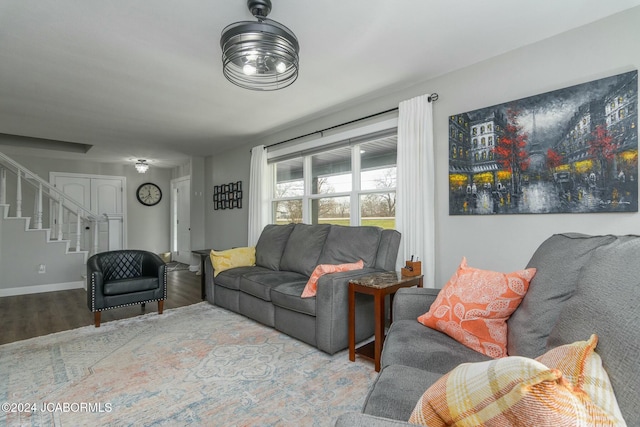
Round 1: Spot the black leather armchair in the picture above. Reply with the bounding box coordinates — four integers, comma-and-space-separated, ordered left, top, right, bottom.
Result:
87, 250, 167, 327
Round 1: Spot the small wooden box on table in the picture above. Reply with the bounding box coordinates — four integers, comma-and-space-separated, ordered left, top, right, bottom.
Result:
348, 271, 423, 371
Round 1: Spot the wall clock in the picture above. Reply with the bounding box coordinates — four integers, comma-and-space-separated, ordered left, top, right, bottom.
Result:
136, 182, 162, 206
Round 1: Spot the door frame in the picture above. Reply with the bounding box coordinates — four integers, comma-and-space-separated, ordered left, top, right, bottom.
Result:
170, 175, 191, 265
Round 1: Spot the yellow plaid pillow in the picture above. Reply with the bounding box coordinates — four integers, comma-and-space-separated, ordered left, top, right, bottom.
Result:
409, 356, 617, 426
210, 247, 255, 277
536, 334, 626, 425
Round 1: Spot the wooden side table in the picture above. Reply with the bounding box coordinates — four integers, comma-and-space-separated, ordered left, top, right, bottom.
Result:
192, 249, 216, 300
348, 271, 423, 371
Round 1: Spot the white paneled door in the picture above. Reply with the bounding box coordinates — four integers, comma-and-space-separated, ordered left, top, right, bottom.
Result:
50, 173, 126, 253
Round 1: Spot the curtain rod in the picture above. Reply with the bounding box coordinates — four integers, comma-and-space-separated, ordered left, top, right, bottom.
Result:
263, 93, 439, 150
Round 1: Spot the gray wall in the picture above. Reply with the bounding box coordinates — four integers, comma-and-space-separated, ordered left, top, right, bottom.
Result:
204, 7, 640, 286
206, 147, 251, 249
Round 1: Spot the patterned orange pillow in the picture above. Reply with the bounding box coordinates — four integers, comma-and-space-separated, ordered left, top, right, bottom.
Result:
300, 260, 364, 298
417, 257, 535, 358
408, 356, 617, 426
536, 334, 626, 425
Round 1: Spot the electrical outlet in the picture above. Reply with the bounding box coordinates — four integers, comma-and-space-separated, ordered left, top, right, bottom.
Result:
38, 264, 46, 274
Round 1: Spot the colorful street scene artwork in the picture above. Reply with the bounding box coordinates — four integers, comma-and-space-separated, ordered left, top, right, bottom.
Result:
449, 71, 638, 215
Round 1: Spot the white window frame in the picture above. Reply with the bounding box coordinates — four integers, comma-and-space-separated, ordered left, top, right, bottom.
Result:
269, 118, 398, 226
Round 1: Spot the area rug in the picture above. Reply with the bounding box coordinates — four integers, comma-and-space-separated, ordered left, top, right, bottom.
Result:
0, 302, 377, 426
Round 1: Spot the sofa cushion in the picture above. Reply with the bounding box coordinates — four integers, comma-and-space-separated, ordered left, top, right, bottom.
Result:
209, 247, 255, 277
214, 266, 271, 291
317, 225, 382, 267
239, 270, 309, 301
382, 320, 491, 372
279, 224, 331, 276
301, 260, 364, 298
547, 235, 640, 427
103, 276, 158, 296
536, 334, 625, 425
255, 223, 295, 270
408, 355, 616, 426
362, 364, 443, 421
417, 257, 535, 358
271, 282, 316, 316
508, 233, 616, 358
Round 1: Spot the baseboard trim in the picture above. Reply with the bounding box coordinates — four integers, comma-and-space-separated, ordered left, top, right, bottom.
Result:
0, 280, 85, 297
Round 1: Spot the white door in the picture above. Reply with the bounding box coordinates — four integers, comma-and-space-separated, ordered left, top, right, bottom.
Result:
91, 178, 124, 252
52, 176, 90, 250
51, 173, 126, 252
171, 177, 191, 264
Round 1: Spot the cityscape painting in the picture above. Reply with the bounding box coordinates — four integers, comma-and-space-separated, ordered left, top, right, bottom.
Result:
449, 70, 638, 215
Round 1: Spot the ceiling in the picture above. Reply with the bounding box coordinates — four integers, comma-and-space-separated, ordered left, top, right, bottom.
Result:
1, 0, 639, 169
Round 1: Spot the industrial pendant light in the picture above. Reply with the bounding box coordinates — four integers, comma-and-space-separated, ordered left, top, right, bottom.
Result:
220, 0, 299, 91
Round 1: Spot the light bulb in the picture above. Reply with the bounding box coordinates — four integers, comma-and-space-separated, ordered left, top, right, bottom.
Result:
243, 64, 257, 75
276, 62, 287, 73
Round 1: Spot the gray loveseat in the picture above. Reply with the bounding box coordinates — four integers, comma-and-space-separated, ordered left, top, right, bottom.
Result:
337, 233, 640, 426
205, 223, 401, 354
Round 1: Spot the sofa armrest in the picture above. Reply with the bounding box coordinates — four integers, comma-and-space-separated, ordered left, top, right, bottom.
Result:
334, 412, 412, 427
392, 287, 440, 321
315, 268, 381, 354
86, 270, 105, 312
141, 252, 167, 277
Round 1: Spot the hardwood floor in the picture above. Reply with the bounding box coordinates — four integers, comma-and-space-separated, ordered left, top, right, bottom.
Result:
0, 268, 202, 345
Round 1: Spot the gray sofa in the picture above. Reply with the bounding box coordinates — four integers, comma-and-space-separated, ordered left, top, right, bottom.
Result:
205, 223, 401, 354
337, 233, 640, 426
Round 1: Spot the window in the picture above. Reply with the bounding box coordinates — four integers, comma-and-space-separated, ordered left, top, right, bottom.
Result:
271, 134, 397, 229
274, 158, 304, 223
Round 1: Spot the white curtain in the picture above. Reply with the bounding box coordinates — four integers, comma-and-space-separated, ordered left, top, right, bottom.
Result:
248, 145, 271, 246
396, 94, 436, 288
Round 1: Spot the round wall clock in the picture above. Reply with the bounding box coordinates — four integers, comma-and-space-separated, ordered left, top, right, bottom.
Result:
136, 182, 162, 206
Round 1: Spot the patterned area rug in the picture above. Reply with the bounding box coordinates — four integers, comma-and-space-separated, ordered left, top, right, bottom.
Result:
0, 302, 376, 426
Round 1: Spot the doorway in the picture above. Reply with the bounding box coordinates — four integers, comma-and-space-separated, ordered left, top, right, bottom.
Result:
171, 176, 191, 265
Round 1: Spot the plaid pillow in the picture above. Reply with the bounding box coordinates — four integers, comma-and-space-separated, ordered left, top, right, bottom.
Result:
408, 355, 617, 426
536, 334, 626, 425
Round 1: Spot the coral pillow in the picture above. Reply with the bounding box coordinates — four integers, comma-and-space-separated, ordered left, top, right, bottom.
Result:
536, 334, 626, 425
417, 257, 535, 358
210, 247, 255, 277
301, 260, 364, 298
408, 355, 617, 426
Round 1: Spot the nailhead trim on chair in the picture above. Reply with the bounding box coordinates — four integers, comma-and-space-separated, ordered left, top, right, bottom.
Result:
88, 260, 168, 313
92, 298, 165, 312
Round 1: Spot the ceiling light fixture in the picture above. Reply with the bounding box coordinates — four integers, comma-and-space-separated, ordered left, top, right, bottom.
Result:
135, 159, 149, 174
220, 0, 299, 91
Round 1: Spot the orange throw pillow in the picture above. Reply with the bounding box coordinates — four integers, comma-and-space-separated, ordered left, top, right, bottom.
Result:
417, 257, 535, 358
301, 260, 364, 298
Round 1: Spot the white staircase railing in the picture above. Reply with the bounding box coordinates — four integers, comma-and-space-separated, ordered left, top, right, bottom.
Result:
0, 151, 108, 256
